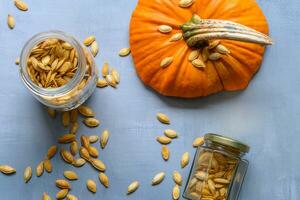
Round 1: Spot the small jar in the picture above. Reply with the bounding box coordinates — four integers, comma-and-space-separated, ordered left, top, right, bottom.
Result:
183, 133, 250, 200
19, 31, 98, 111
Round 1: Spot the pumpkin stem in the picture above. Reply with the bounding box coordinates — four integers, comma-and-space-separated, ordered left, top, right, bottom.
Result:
181, 16, 273, 48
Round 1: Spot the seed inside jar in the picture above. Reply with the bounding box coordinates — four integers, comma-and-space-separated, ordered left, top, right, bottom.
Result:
185, 150, 238, 199
26, 39, 80, 88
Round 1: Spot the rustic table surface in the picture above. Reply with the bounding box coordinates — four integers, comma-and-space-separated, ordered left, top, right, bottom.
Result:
0, 0, 298, 199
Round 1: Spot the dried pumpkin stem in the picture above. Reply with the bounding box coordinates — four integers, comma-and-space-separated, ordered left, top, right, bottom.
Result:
181, 15, 273, 48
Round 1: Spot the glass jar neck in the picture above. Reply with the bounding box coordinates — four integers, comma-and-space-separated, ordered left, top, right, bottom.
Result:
205, 140, 246, 158
19, 31, 86, 97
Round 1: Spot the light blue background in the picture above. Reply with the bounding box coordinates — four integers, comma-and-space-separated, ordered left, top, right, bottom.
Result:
0, 0, 298, 199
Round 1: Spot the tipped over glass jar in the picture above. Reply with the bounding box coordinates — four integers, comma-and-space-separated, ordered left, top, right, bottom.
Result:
19, 31, 98, 111
183, 133, 250, 200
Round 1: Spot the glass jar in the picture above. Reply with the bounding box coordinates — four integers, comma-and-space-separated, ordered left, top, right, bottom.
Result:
19, 31, 98, 111
183, 133, 250, 200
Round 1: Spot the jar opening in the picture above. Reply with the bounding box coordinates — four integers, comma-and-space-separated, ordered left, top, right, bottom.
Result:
204, 133, 250, 155
19, 31, 86, 97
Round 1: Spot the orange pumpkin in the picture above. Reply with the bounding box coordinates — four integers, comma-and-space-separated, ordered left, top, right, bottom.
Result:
130, 0, 273, 98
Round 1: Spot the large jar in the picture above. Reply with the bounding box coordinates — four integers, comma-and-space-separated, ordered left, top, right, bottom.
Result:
19, 31, 98, 111
183, 133, 250, 200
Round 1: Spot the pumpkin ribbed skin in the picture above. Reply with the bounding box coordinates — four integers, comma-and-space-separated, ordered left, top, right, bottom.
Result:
130, 0, 269, 98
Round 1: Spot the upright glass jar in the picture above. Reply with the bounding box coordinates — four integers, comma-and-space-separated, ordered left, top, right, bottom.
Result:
183, 133, 250, 200
19, 31, 98, 111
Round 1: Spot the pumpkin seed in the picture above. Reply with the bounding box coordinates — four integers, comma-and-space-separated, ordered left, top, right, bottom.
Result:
0, 165, 16, 175
46, 145, 57, 159
100, 129, 109, 149
80, 135, 90, 148
188, 50, 199, 61
73, 158, 86, 167
208, 179, 216, 194
158, 25, 172, 33
209, 52, 222, 61
70, 109, 78, 123
181, 152, 190, 168
192, 137, 204, 147
156, 136, 172, 145
42, 192, 51, 200
214, 178, 230, 184
202, 47, 209, 62
161, 145, 170, 161
127, 181, 139, 194
152, 172, 165, 185
88, 146, 99, 158
23, 166, 32, 183
192, 59, 206, 68
36, 161, 44, 177
208, 40, 220, 49
89, 135, 99, 143
179, 0, 194, 8
119, 48, 131, 57
47, 108, 56, 118
106, 74, 117, 87
70, 141, 78, 156
99, 173, 109, 188
14, 0, 28, 11
164, 129, 178, 138
56, 179, 71, 189
70, 122, 79, 134
87, 179, 97, 193
64, 171, 78, 180
83, 118, 100, 127
172, 185, 180, 200
78, 105, 95, 117
60, 149, 74, 164
90, 159, 106, 172
111, 68, 120, 84
91, 41, 99, 57
15, 57, 20, 65
62, 112, 70, 127
79, 147, 90, 161
44, 159, 52, 173
173, 171, 182, 186
57, 134, 76, 144
83, 35, 96, 46
157, 113, 170, 124
7, 15, 15, 29
216, 44, 230, 54
56, 189, 69, 200
97, 78, 108, 88
170, 33, 183, 42
66, 194, 78, 200
102, 62, 109, 77
160, 57, 173, 68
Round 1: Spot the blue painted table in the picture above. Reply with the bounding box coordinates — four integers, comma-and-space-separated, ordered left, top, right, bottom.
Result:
0, 0, 299, 199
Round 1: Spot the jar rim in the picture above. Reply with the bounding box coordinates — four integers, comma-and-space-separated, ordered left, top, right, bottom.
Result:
204, 133, 250, 153
19, 30, 86, 97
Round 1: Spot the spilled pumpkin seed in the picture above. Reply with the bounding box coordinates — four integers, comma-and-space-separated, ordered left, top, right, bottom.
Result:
64, 171, 78, 180
83, 118, 100, 127
66, 194, 78, 200
7, 15, 15, 29
99, 172, 109, 188
57, 134, 75, 144
56, 189, 69, 200
127, 181, 139, 195
188, 50, 200, 61
78, 105, 95, 117
91, 41, 99, 57
23, 166, 32, 183
216, 44, 230, 54
156, 136, 172, 145
46, 145, 57, 159
172, 185, 180, 200
79, 147, 90, 161
192, 59, 206, 68
73, 158, 86, 167
42, 192, 51, 200
87, 179, 97, 193
60, 149, 74, 164
83, 35, 96, 46
14, 0, 28, 11
119, 48, 131, 57
70, 141, 78, 156
192, 137, 204, 147
102, 62, 109, 77
164, 129, 178, 138
181, 152, 190, 168
90, 159, 106, 172
170, 33, 183, 42
0, 165, 16, 175
44, 159, 52, 173
62, 112, 70, 127
209, 52, 222, 61
89, 135, 99, 143
100, 129, 109, 149
173, 171, 182, 186
36, 161, 44, 177
97, 78, 108, 88
56, 179, 71, 189
152, 172, 165, 185
157, 113, 170, 124
179, 0, 194, 8
161, 145, 170, 161
88, 146, 99, 158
